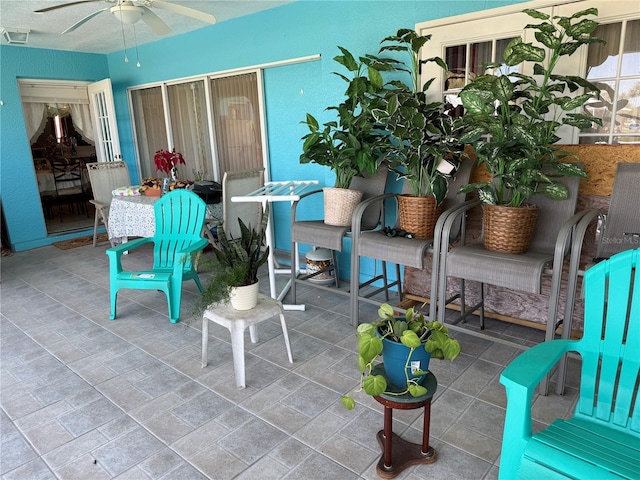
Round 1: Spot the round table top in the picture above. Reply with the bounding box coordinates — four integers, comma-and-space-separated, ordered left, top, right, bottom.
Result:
372, 364, 437, 405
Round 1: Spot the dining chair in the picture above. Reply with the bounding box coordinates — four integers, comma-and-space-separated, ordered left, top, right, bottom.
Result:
203, 168, 264, 248
50, 157, 91, 221
86, 161, 131, 247
349, 159, 474, 326
289, 166, 389, 304
498, 248, 639, 480
106, 189, 208, 324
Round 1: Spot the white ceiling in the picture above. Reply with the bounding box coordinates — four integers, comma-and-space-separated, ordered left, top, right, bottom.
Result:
0, 0, 292, 54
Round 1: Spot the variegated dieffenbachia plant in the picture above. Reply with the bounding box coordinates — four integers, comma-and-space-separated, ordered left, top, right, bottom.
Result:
457, 8, 604, 207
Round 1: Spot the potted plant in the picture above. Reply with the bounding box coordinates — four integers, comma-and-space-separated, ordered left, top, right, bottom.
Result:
341, 303, 460, 410
154, 148, 185, 181
457, 8, 603, 253
196, 208, 269, 311
300, 47, 391, 226
372, 29, 468, 238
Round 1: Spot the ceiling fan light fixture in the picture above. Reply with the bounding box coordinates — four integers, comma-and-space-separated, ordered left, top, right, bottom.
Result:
110, 5, 144, 25
2, 27, 30, 44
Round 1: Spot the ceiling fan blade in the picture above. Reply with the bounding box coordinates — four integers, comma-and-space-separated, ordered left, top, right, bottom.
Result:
35, 0, 108, 14
149, 0, 216, 24
62, 8, 109, 34
140, 6, 172, 36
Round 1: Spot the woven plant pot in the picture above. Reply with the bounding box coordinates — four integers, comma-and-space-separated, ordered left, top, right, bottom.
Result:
323, 187, 363, 226
397, 195, 442, 239
483, 203, 540, 254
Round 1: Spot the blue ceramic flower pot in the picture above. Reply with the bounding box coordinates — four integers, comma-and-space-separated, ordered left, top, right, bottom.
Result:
380, 334, 431, 389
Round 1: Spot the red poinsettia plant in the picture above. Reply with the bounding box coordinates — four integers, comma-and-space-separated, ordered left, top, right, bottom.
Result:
154, 148, 185, 175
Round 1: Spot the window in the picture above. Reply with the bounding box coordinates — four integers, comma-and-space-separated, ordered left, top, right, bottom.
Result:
443, 38, 518, 117
580, 19, 640, 144
129, 71, 265, 182
130, 86, 167, 179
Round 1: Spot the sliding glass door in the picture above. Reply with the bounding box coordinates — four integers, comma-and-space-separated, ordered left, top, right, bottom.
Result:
129, 70, 266, 182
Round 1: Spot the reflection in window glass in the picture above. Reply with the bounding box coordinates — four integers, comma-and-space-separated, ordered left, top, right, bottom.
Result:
210, 73, 263, 175
167, 81, 212, 181
444, 37, 517, 117
130, 87, 167, 179
581, 20, 640, 144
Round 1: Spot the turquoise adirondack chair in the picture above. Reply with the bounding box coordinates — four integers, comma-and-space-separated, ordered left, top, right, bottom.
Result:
106, 189, 208, 323
499, 248, 640, 479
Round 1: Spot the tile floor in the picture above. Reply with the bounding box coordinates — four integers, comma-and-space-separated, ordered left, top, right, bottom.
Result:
0, 243, 581, 479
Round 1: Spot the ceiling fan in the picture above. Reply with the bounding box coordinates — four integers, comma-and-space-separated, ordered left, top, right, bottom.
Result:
35, 0, 217, 36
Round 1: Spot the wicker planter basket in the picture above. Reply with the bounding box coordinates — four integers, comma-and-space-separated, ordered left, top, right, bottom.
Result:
483, 203, 540, 254
397, 195, 442, 239
323, 187, 363, 226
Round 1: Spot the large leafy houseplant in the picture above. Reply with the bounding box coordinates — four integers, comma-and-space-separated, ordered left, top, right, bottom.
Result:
341, 304, 460, 410
373, 29, 467, 205
300, 47, 391, 188
196, 209, 269, 311
457, 8, 603, 207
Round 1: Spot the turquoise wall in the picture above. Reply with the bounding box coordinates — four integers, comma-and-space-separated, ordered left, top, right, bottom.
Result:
1, 0, 524, 266
0, 46, 109, 250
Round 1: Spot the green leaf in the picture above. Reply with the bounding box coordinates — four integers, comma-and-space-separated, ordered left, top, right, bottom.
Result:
408, 384, 428, 397
523, 8, 549, 20
554, 162, 587, 178
442, 340, 461, 361
401, 331, 421, 349
560, 94, 592, 111
368, 65, 383, 89
341, 396, 356, 410
363, 374, 387, 395
458, 127, 487, 144
567, 19, 599, 38
505, 41, 545, 65
358, 335, 383, 363
378, 303, 394, 320
459, 91, 487, 115
334, 47, 358, 71
535, 30, 558, 49
543, 182, 569, 200
493, 75, 514, 103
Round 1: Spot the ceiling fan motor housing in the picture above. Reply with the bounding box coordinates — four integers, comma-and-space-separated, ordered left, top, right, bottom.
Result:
110, 4, 144, 24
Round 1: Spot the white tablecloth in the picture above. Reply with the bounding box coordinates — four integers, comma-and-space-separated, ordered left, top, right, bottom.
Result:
108, 194, 223, 243
108, 196, 159, 242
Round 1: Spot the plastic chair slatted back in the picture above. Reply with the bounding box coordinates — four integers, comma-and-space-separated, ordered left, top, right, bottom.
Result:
154, 192, 208, 270
580, 248, 640, 433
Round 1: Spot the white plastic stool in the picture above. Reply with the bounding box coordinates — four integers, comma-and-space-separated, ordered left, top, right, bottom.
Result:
201, 293, 293, 388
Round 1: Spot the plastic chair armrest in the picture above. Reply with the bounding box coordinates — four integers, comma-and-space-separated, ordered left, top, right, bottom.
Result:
501, 340, 576, 390
106, 237, 153, 258
172, 238, 209, 276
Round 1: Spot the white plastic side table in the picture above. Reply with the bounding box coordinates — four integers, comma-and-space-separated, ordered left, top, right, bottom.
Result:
201, 293, 294, 388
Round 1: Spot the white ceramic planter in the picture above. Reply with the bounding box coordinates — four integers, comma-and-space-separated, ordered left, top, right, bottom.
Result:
229, 281, 260, 310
